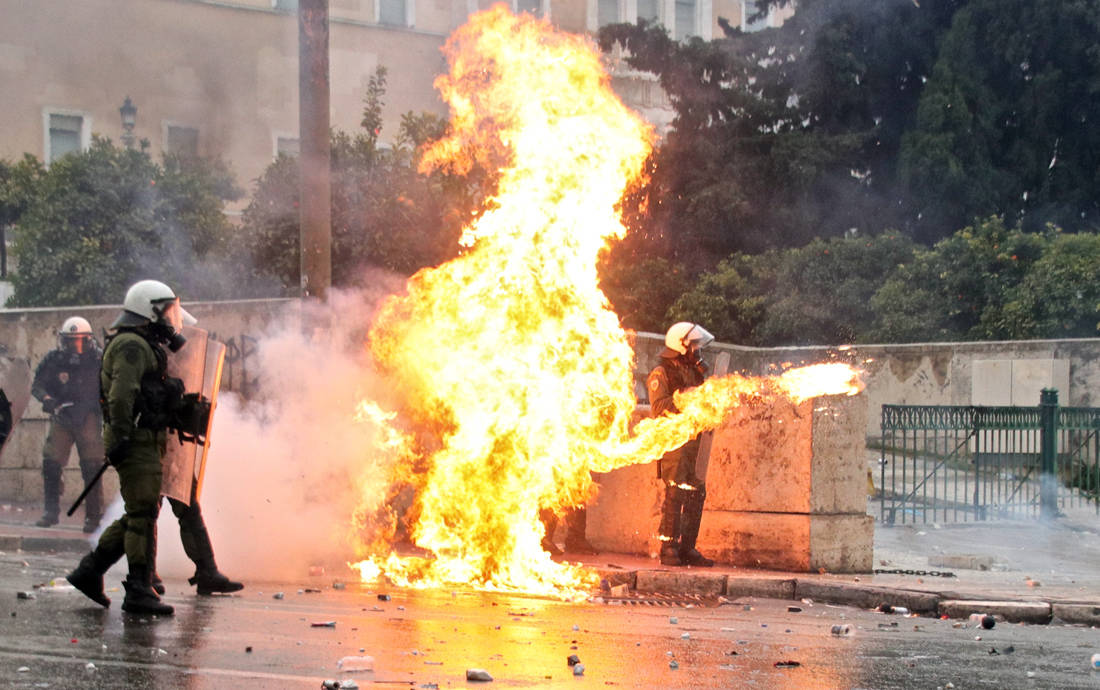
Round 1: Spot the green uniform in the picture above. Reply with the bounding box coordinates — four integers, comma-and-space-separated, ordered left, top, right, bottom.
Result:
94, 330, 169, 569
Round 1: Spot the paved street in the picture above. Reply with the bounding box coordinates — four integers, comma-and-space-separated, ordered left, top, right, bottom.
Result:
2, 551, 1100, 689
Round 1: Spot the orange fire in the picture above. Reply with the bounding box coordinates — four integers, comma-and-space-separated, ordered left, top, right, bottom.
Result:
348, 7, 863, 595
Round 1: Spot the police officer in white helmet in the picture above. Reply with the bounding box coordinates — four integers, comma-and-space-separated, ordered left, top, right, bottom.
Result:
646, 322, 716, 567
31, 316, 105, 532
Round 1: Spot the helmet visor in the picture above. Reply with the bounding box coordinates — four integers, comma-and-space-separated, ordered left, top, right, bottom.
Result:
157, 299, 196, 333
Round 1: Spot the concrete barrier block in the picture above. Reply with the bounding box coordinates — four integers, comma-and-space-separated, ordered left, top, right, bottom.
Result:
809, 513, 874, 573
698, 511, 809, 571
706, 401, 813, 514
635, 570, 727, 597
586, 463, 662, 557
810, 392, 869, 514
938, 599, 1052, 624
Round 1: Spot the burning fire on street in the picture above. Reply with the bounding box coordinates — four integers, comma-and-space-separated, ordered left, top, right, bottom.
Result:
346, 6, 863, 596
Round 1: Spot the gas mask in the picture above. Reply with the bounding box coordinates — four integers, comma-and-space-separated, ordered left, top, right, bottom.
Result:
152, 299, 189, 352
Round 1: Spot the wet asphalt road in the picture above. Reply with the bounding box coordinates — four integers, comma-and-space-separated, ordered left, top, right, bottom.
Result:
2, 552, 1099, 689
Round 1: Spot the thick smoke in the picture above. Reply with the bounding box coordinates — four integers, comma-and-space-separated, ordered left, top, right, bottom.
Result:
155, 281, 407, 583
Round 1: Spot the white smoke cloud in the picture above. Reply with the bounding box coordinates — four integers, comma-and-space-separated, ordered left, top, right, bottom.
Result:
156, 281, 408, 584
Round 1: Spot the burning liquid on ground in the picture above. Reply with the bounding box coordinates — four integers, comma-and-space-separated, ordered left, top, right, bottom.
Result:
348, 6, 863, 597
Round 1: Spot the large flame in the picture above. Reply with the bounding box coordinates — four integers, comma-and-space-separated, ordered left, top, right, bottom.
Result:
349, 7, 862, 595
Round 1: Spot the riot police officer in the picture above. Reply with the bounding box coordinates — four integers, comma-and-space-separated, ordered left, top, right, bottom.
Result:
647, 322, 716, 567
67, 280, 191, 616
31, 317, 104, 532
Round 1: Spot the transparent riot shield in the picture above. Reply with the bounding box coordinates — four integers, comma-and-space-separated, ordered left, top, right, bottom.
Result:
0, 352, 32, 457
162, 326, 226, 505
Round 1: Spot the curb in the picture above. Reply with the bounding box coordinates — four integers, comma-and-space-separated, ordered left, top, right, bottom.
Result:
8, 532, 1100, 624
0, 534, 90, 554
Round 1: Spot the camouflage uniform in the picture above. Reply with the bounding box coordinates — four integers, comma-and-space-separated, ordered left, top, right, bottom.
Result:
31, 344, 104, 528
647, 348, 710, 565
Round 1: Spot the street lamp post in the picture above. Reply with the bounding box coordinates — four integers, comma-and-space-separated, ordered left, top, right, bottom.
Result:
119, 96, 137, 149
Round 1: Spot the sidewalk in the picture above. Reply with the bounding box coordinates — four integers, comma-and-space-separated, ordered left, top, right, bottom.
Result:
3, 501, 1098, 625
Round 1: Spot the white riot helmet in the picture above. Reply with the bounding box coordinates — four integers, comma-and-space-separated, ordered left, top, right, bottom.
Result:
111, 280, 196, 350
58, 316, 93, 354
664, 322, 715, 356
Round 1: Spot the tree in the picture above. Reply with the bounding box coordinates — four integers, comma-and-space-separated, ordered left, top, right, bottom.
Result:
7, 138, 245, 307
868, 216, 1046, 342
239, 67, 475, 293
669, 232, 918, 345
900, 0, 1100, 240
597, 0, 966, 270
991, 231, 1100, 340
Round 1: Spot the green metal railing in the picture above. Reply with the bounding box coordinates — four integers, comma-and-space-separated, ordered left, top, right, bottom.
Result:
879, 390, 1100, 524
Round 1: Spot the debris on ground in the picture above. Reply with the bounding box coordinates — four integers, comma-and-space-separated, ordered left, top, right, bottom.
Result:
466, 668, 493, 681
16, 591, 35, 600
377, 594, 391, 601
788, 606, 802, 613
774, 660, 801, 668
831, 625, 852, 637
311, 621, 337, 628
321, 681, 360, 689
669, 660, 679, 670
1090, 653, 1100, 670
567, 655, 580, 666
273, 592, 285, 600
669, 616, 678, 624
337, 656, 374, 672
333, 582, 346, 590
680, 633, 690, 640
573, 663, 585, 676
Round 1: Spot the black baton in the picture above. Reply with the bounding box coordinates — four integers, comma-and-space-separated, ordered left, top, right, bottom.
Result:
66, 460, 110, 517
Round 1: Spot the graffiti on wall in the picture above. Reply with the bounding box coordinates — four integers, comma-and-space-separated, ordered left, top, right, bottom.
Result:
210, 332, 260, 399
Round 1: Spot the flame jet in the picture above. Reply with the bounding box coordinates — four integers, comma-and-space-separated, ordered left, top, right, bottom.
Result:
356, 6, 861, 595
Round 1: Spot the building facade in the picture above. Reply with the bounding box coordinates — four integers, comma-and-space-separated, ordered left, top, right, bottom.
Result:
0, 0, 787, 200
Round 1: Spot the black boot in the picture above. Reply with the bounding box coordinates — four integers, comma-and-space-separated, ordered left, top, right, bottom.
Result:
66, 551, 111, 607
679, 487, 714, 567
36, 461, 61, 527
539, 508, 563, 556
174, 497, 244, 595
657, 485, 684, 565
79, 459, 103, 534
659, 542, 683, 566
189, 567, 243, 595
563, 507, 598, 555
151, 571, 166, 596
122, 565, 174, 616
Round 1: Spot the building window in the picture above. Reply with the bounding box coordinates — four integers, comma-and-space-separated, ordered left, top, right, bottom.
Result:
165, 125, 199, 158
273, 0, 298, 10
674, 0, 696, 39
515, 0, 540, 14
742, 0, 766, 31
44, 110, 89, 164
378, 0, 408, 25
276, 136, 300, 158
597, 0, 619, 26
637, 0, 659, 23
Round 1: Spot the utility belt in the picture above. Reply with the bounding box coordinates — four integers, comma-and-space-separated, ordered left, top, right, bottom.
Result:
108, 375, 212, 445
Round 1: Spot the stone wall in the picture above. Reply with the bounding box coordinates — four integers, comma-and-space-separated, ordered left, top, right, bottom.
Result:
0, 299, 297, 509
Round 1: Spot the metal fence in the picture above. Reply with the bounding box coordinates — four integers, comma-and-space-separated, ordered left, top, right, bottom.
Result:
879, 390, 1100, 524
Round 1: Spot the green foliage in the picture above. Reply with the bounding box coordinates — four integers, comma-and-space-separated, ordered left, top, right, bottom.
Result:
992, 231, 1100, 339
670, 233, 917, 345
869, 217, 1045, 342
239, 66, 478, 293
900, 0, 1100, 239
6, 138, 246, 307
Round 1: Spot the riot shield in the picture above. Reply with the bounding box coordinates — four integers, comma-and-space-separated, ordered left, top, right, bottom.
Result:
0, 353, 31, 457
162, 326, 226, 505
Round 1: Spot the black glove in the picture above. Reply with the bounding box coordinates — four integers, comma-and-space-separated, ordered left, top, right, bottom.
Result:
106, 438, 131, 466
42, 397, 57, 414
